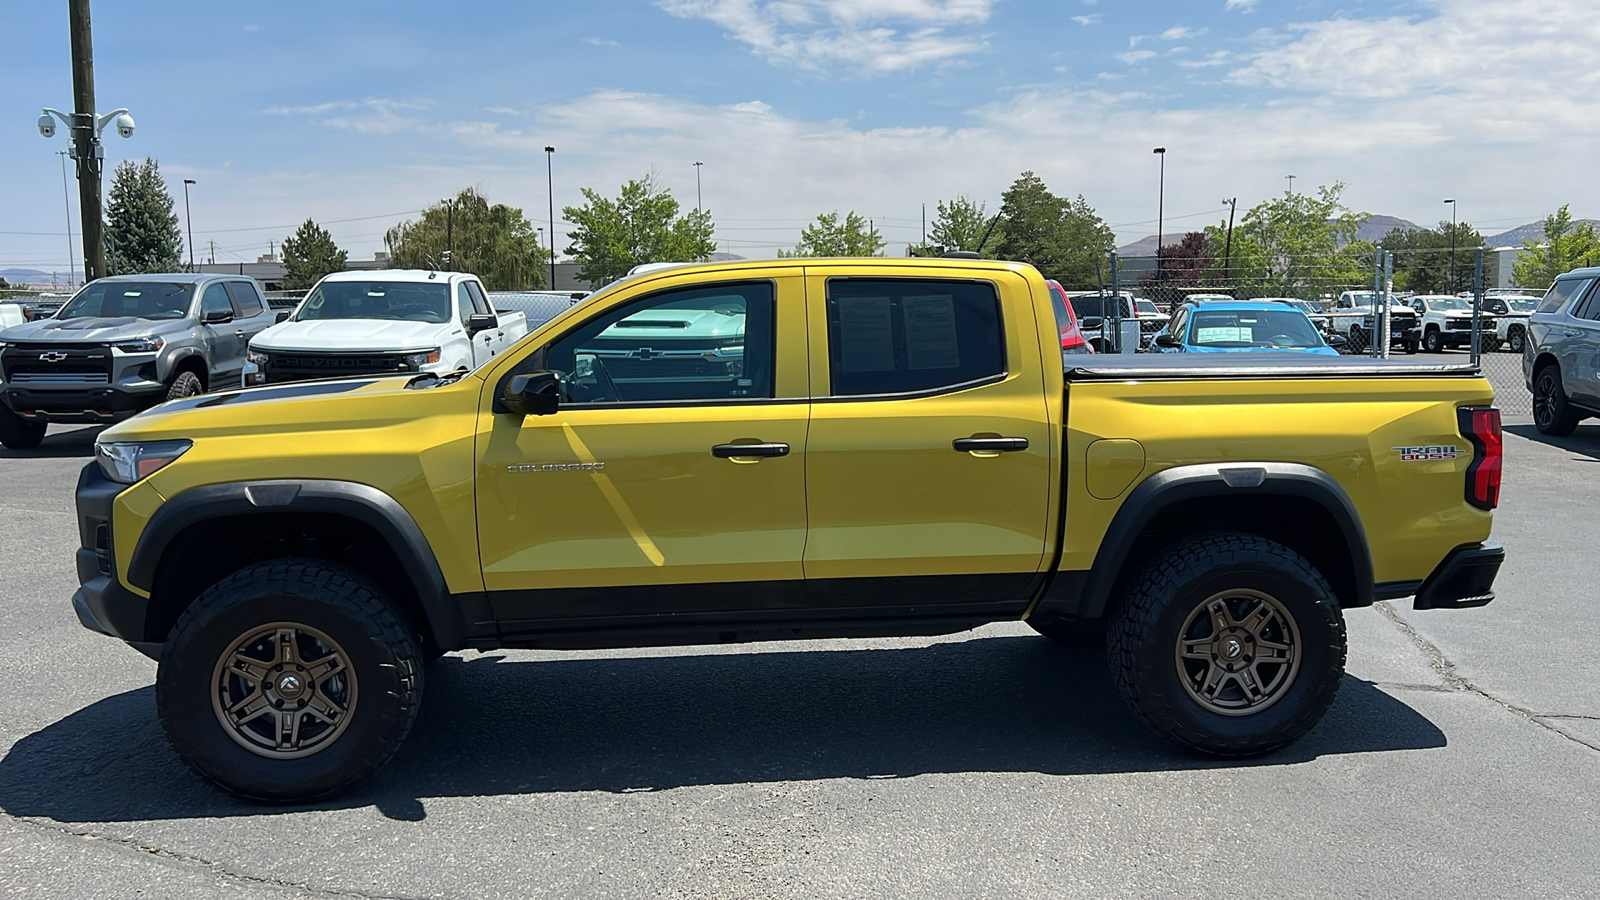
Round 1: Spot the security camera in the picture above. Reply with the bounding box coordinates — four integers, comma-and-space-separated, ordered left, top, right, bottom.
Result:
113, 113, 135, 139
38, 114, 56, 139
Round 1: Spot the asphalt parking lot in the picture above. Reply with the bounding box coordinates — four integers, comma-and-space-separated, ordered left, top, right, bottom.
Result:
1, 410, 1597, 899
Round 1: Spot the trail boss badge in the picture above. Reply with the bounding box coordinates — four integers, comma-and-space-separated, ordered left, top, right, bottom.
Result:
1392, 445, 1461, 461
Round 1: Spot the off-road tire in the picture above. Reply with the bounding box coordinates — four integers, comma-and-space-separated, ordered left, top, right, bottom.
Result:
1533, 365, 1581, 437
1105, 532, 1346, 757
1028, 617, 1105, 648
0, 405, 47, 450
1507, 327, 1526, 355
1422, 328, 1444, 353
166, 369, 203, 401
156, 559, 423, 803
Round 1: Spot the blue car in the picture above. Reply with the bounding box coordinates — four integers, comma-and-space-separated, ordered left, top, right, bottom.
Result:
1151, 299, 1343, 356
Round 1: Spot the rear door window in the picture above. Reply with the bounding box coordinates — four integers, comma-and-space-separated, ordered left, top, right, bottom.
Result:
223, 281, 264, 317
1538, 278, 1592, 315
825, 279, 1005, 397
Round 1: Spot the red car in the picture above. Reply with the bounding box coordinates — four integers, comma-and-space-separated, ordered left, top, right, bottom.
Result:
1047, 279, 1094, 354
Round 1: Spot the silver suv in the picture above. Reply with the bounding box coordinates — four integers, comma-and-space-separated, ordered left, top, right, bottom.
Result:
1524, 266, 1600, 435
0, 274, 277, 449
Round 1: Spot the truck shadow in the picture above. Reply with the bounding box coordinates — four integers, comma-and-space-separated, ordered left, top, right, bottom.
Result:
0, 636, 1445, 824
1505, 423, 1600, 462
0, 425, 102, 459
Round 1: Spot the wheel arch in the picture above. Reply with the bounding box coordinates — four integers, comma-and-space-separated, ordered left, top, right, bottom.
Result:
1075, 463, 1374, 620
166, 350, 209, 390
126, 480, 472, 651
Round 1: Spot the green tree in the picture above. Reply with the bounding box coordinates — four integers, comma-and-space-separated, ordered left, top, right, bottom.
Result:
105, 158, 183, 274
994, 172, 1114, 288
1379, 222, 1484, 294
1204, 183, 1371, 297
1513, 205, 1600, 290
280, 219, 349, 291
563, 174, 715, 286
909, 196, 1002, 257
386, 188, 548, 290
780, 211, 885, 257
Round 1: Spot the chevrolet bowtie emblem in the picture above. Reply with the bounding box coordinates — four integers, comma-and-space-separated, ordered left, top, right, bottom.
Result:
39, 351, 69, 363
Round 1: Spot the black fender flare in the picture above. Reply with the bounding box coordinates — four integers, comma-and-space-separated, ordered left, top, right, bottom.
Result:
163, 348, 209, 386
1075, 462, 1374, 620
126, 479, 465, 649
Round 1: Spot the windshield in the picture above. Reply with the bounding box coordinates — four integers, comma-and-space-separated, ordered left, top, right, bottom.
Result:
1189, 309, 1326, 349
1135, 299, 1159, 315
1508, 298, 1538, 312
1422, 296, 1470, 311
296, 281, 451, 324
1293, 300, 1325, 314
1068, 294, 1127, 319
55, 281, 193, 320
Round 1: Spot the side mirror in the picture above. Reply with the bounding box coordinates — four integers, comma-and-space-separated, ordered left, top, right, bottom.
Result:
1081, 316, 1105, 330
1327, 333, 1349, 348
502, 370, 560, 416
202, 308, 233, 324
467, 313, 498, 335
1154, 333, 1182, 348
274, 311, 291, 324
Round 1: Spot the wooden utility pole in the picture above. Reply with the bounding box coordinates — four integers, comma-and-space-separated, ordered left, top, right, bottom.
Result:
69, 0, 107, 281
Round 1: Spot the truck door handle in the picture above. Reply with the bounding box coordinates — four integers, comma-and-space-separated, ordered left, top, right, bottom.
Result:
235, 330, 245, 338
953, 436, 1029, 453
712, 442, 790, 459
1564, 330, 1582, 337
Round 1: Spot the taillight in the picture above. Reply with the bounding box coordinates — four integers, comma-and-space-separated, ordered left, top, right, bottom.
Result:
1062, 330, 1088, 352
1458, 407, 1502, 510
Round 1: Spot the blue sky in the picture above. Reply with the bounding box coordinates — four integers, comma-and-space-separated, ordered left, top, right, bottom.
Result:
5, 0, 1599, 280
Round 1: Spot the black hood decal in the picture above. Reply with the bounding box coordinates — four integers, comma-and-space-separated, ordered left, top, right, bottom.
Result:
154, 379, 380, 414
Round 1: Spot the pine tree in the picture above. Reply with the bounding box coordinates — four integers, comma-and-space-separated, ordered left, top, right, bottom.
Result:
105, 158, 184, 274
280, 219, 349, 290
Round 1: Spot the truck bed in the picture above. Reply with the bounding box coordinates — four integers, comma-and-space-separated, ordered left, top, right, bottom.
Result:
1064, 353, 1480, 381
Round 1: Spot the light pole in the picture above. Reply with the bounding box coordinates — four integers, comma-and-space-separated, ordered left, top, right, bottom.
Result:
1221, 197, 1237, 285
182, 179, 196, 272
56, 150, 76, 286
1286, 174, 1296, 195
1444, 198, 1457, 293
544, 146, 556, 290
693, 161, 704, 213
1152, 147, 1166, 278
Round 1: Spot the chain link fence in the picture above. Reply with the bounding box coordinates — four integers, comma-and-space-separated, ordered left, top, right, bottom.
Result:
1055, 247, 1535, 416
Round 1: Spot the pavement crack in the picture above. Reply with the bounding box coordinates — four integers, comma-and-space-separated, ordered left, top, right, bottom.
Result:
1373, 601, 1600, 754
3, 810, 438, 900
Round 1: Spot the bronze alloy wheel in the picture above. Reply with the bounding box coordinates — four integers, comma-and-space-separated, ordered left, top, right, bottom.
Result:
211, 622, 358, 759
1175, 589, 1302, 716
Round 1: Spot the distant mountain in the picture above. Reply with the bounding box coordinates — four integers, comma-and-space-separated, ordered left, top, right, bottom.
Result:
1115, 235, 1163, 257
0, 268, 51, 281
1356, 215, 1418, 243
707, 251, 745, 261
1485, 219, 1600, 248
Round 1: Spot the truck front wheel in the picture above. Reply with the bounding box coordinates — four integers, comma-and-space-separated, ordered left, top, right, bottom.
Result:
166, 370, 203, 401
1106, 533, 1345, 757
155, 560, 423, 803
0, 405, 47, 450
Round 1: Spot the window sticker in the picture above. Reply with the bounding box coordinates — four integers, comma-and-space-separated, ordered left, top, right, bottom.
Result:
836, 297, 896, 372
903, 294, 960, 370
1196, 327, 1250, 343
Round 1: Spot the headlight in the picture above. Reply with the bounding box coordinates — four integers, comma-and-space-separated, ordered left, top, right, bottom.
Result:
95, 440, 192, 484
399, 348, 442, 370
113, 336, 165, 353
247, 347, 270, 366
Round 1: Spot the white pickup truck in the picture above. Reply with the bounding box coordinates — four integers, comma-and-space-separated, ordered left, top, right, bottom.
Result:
243, 270, 528, 386
1404, 294, 1499, 353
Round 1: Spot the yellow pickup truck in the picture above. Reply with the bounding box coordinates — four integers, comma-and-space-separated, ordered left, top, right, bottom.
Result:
71, 258, 1505, 802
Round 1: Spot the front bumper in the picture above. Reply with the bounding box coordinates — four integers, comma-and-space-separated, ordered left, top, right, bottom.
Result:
72, 461, 156, 654
1413, 541, 1504, 610
2, 382, 166, 424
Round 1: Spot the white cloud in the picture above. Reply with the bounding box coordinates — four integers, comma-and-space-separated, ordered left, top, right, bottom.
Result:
657, 0, 995, 72
262, 99, 433, 135
1072, 14, 1101, 25
1160, 26, 1205, 40
1225, 0, 1258, 10
582, 36, 621, 47
1117, 50, 1157, 64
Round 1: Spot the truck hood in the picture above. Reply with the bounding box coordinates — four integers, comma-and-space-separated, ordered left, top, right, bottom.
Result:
599, 308, 744, 340
0, 316, 185, 343
252, 319, 452, 352
97, 372, 481, 445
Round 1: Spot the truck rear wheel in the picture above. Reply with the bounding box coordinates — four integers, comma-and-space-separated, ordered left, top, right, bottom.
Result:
0, 405, 47, 450
1106, 533, 1345, 757
155, 559, 423, 803
1533, 365, 1581, 436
